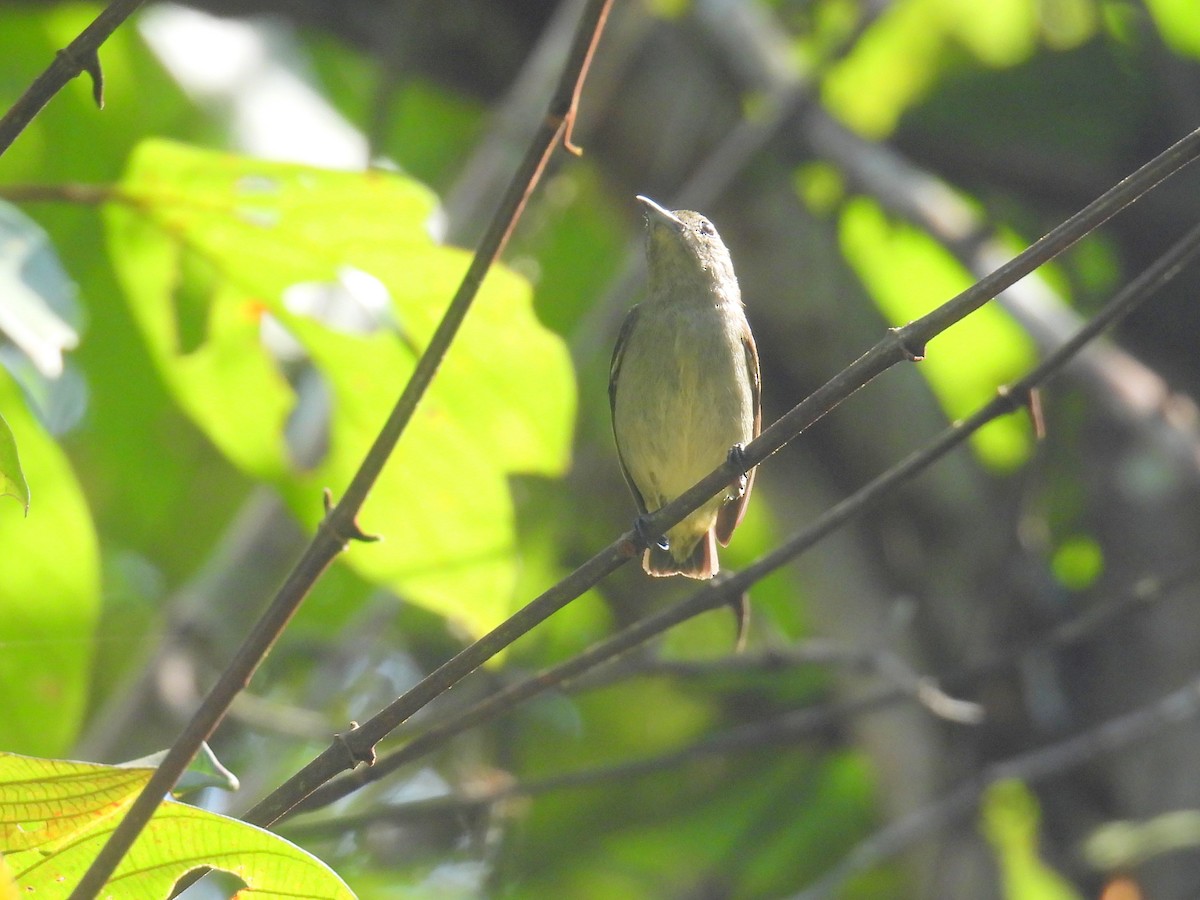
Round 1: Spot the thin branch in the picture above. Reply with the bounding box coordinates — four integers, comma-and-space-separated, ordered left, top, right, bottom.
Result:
793, 671, 1200, 900
0, 0, 145, 156
282, 696, 863, 842
572, 641, 982, 724
64, 2, 614, 896
288, 587, 1200, 896
279, 219, 1200, 822
279, 579, 735, 817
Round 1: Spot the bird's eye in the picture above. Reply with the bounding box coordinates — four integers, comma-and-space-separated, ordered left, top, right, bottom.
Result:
697, 221, 714, 236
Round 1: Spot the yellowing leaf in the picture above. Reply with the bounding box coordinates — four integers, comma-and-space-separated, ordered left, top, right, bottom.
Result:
0, 858, 15, 900
0, 752, 355, 899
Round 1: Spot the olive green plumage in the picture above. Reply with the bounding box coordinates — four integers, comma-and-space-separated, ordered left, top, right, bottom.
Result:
610, 196, 761, 578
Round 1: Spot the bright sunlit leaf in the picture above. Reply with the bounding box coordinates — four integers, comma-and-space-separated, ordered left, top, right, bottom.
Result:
1143, 0, 1200, 58
981, 780, 1083, 900
821, 0, 1057, 137
106, 139, 576, 637
0, 752, 355, 898
0, 856, 15, 900
0, 375, 99, 756
838, 197, 1035, 470
1051, 534, 1103, 590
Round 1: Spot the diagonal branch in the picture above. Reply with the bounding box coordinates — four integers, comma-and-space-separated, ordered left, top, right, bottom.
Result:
238, 123, 1200, 830
64, 2, 614, 896
794, 667, 1200, 899
258, 210, 1200, 827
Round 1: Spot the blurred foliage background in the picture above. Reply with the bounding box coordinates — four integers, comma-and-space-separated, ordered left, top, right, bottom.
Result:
4, 0, 1200, 897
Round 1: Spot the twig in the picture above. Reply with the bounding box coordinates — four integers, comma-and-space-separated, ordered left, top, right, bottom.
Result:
793, 671, 1200, 899
278, 578, 736, 818
0, 0, 146, 156
572, 641, 982, 724
64, 2, 614, 897
282, 694, 864, 842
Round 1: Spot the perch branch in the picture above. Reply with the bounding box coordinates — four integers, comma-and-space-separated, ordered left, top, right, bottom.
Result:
269, 215, 1200, 823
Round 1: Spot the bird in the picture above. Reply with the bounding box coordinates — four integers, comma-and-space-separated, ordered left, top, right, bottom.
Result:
609, 195, 761, 579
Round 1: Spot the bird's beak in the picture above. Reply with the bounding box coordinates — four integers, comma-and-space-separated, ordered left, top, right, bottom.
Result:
636, 195, 684, 231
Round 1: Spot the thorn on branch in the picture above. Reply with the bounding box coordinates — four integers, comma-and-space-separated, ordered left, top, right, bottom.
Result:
995, 384, 1045, 437
888, 326, 926, 361
334, 721, 377, 768
57, 46, 105, 109
1026, 387, 1046, 439
323, 488, 380, 544
728, 588, 750, 653
550, 109, 583, 156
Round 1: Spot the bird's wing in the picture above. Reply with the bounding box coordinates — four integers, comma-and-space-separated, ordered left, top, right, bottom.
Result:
715, 320, 761, 546
609, 304, 649, 515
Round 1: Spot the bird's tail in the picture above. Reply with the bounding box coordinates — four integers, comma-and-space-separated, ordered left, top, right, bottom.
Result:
643, 529, 717, 579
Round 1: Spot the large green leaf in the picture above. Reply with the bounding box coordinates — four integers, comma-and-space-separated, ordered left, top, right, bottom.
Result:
0, 375, 99, 756
105, 139, 575, 636
0, 752, 355, 898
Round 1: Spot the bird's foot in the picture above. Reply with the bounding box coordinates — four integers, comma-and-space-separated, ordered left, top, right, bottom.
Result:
633, 514, 669, 551
727, 443, 750, 499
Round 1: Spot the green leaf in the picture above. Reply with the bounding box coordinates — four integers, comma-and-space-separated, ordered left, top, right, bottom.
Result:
0, 752, 355, 899
0, 374, 99, 756
1144, 0, 1200, 59
105, 139, 576, 637
821, 0, 1094, 137
981, 780, 1082, 900
0, 414, 28, 514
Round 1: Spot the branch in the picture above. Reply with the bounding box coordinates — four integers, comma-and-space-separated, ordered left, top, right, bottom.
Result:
0, 0, 145, 156
281, 693, 873, 843
273, 216, 1200, 823
795, 670, 1200, 899
235, 123, 1200, 828
64, 2, 614, 896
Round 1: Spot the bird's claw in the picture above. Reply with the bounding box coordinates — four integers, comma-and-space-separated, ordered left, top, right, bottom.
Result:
633, 514, 669, 551
727, 443, 750, 499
